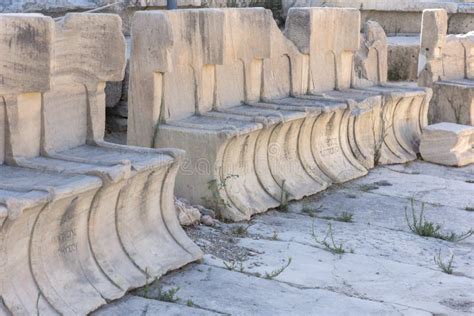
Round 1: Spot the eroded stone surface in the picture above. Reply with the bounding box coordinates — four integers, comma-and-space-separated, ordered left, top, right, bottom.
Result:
420, 122, 474, 166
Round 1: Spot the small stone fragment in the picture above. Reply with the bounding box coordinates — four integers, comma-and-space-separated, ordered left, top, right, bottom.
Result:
201, 215, 215, 227
175, 198, 202, 226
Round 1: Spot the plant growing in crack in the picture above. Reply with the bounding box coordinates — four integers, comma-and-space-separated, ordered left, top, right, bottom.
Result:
157, 285, 180, 303
279, 180, 290, 212
271, 231, 279, 240
232, 223, 253, 237
311, 221, 349, 254
405, 199, 473, 242
372, 105, 393, 166
223, 258, 245, 273
302, 205, 323, 218
434, 249, 454, 274
264, 257, 292, 280
202, 174, 239, 213
336, 212, 354, 223
142, 267, 156, 299
319, 212, 354, 223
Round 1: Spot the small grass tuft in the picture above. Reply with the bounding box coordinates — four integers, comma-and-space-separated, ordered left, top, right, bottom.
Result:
158, 286, 180, 303
318, 212, 354, 223
271, 231, 279, 240
279, 180, 289, 212
223, 259, 245, 273
302, 206, 322, 218
312, 222, 347, 255
232, 224, 253, 237
264, 257, 292, 279
405, 199, 473, 242
336, 212, 354, 223
186, 300, 194, 307
434, 250, 454, 274
142, 267, 156, 299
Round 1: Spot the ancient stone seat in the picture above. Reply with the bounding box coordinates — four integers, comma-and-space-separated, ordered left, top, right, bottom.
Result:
418, 9, 474, 125
0, 14, 105, 315
0, 13, 201, 316
281, 9, 431, 166
127, 7, 431, 221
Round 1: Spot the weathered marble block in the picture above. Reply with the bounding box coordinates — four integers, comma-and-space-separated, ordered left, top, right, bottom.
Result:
418, 9, 474, 125
128, 8, 431, 221
0, 13, 201, 316
420, 122, 474, 166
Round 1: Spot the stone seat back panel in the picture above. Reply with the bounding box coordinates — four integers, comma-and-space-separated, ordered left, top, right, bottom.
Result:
418, 9, 474, 125
0, 13, 201, 316
285, 7, 360, 93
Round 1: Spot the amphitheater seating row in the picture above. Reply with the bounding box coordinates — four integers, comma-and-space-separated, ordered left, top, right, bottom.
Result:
0, 14, 201, 315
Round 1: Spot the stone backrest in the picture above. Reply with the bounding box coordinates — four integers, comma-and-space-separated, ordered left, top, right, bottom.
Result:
0, 14, 53, 164
128, 8, 274, 147
285, 7, 361, 93
42, 13, 126, 155
2, 13, 125, 163
353, 20, 388, 88
418, 9, 474, 86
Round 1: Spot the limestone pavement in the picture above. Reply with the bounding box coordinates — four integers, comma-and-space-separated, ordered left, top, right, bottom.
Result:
96, 161, 474, 316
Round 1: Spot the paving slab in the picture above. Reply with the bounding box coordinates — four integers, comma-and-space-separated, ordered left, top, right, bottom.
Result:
93, 295, 219, 316
383, 161, 474, 182
221, 238, 473, 315
157, 265, 427, 316
242, 211, 474, 279
345, 165, 474, 210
